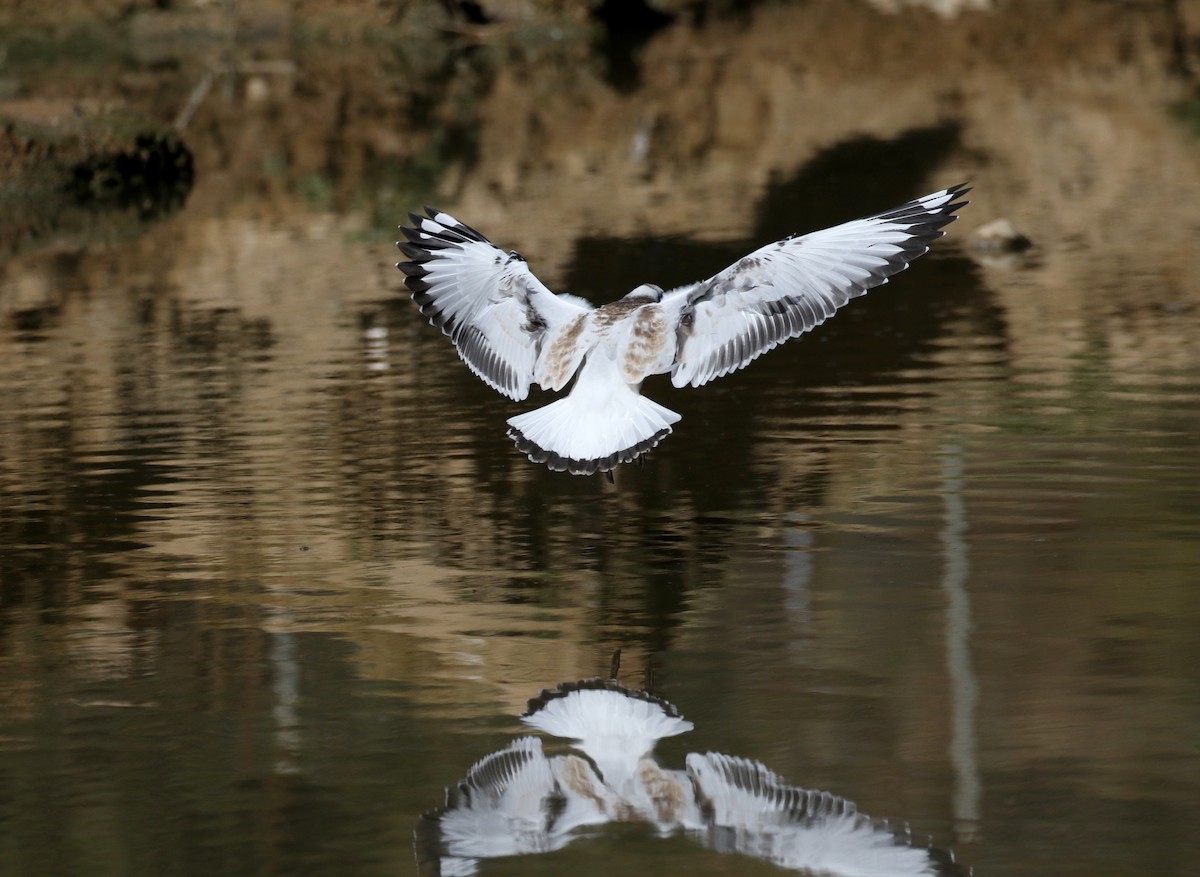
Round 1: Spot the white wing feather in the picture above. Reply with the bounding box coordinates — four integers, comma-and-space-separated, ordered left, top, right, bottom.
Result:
398, 209, 592, 401
664, 184, 970, 389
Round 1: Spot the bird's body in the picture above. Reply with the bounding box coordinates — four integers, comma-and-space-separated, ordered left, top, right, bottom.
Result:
397, 184, 969, 475
506, 290, 683, 474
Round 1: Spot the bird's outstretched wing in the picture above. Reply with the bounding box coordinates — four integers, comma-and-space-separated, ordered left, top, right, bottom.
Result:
397, 208, 593, 401
663, 183, 970, 389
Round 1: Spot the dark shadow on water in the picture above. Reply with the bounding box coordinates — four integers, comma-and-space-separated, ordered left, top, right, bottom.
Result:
564, 123, 965, 297
592, 0, 677, 92
1, 122, 194, 260
752, 122, 965, 241
561, 123, 987, 512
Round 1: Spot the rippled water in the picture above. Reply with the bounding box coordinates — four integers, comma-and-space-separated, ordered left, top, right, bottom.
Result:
4, 7, 1200, 875
3, 196, 1197, 875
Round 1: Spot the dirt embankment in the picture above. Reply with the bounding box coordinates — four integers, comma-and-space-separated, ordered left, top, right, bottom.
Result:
4, 0, 1200, 326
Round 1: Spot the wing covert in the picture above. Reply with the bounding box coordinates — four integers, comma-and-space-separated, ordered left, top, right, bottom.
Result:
397, 208, 592, 400
664, 183, 970, 389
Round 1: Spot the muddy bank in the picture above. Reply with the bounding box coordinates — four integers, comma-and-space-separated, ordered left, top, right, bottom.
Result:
3, 0, 1200, 334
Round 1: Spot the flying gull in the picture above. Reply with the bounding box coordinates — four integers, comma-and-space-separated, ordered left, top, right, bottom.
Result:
396, 184, 969, 477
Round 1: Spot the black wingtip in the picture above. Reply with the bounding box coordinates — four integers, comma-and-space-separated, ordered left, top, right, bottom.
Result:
941, 182, 972, 217
397, 261, 428, 278
945, 180, 972, 209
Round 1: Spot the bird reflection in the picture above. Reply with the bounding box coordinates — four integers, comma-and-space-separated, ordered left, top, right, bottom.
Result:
417, 678, 967, 876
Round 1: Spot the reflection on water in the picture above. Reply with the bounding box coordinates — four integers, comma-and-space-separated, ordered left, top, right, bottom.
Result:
938, 446, 979, 842
3, 2, 1200, 876
420, 677, 966, 877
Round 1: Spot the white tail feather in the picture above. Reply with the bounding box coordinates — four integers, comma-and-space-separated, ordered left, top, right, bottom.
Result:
507, 353, 680, 475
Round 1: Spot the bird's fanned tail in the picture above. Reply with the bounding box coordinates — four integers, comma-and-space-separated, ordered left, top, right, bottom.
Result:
505, 395, 679, 476
506, 353, 680, 476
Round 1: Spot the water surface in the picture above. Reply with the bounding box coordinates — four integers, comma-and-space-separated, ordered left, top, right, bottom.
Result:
2, 4, 1200, 876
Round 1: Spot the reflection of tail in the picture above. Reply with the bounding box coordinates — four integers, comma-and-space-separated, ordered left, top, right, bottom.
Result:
522, 678, 693, 745
522, 678, 693, 786
507, 353, 680, 475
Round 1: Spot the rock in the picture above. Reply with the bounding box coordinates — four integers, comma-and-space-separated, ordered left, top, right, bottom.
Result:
970, 217, 1033, 252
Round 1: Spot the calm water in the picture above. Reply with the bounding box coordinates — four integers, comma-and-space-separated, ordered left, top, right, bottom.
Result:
3, 5, 1200, 876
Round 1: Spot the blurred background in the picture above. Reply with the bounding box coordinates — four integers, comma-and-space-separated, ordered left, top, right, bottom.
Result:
2, 1, 1199, 875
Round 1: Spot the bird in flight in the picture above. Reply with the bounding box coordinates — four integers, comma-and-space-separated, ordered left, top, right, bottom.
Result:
397, 184, 969, 478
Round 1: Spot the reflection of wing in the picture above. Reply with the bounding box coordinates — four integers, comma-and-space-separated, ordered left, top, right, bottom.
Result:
663, 184, 970, 389
421, 681, 969, 876
522, 678, 693, 790
687, 752, 854, 824
687, 753, 965, 877
397, 209, 593, 401
416, 738, 615, 877
418, 737, 565, 875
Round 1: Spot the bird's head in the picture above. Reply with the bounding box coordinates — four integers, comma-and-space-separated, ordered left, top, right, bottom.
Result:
622, 283, 664, 304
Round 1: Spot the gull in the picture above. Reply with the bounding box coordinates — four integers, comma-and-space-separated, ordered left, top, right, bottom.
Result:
397, 184, 969, 477
417, 678, 966, 876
